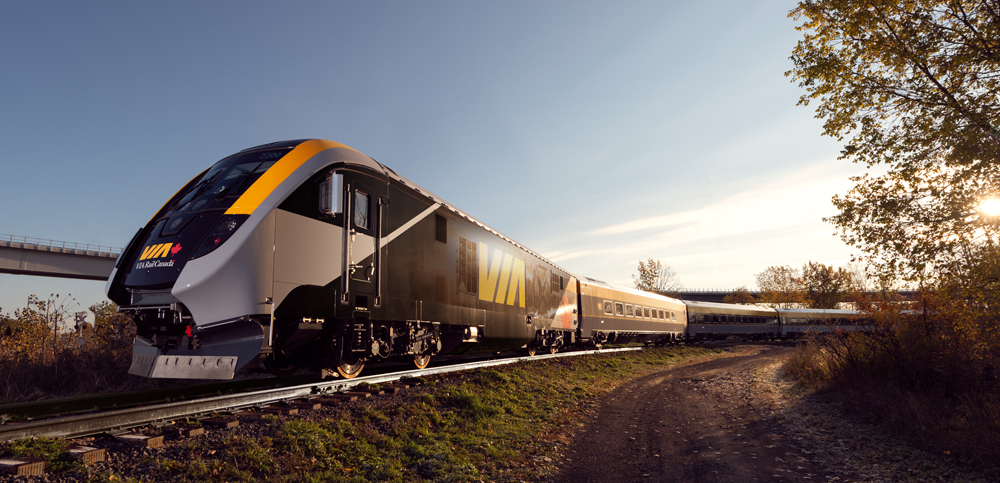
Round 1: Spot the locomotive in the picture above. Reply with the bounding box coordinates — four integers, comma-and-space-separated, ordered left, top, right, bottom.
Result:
107, 139, 857, 380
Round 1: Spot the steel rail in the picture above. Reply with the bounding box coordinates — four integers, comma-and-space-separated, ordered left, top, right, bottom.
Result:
0, 347, 641, 442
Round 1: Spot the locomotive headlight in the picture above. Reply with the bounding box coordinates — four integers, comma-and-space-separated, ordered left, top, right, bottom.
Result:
190, 214, 249, 259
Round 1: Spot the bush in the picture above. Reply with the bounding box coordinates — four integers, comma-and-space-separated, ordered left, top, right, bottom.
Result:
0, 296, 165, 403
787, 278, 1000, 467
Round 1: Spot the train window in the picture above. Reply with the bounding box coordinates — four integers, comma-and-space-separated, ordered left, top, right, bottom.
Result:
353, 190, 370, 229
615, 302, 624, 316
560, 276, 565, 290
319, 172, 343, 216
551, 273, 560, 292
458, 237, 478, 294
634, 305, 642, 317
435, 214, 447, 244
603, 301, 613, 315
671, 312, 676, 321
643, 307, 650, 318
658, 309, 664, 320
625, 304, 634, 317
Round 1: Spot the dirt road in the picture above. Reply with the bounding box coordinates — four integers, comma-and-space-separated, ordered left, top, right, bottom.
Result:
553, 346, 833, 483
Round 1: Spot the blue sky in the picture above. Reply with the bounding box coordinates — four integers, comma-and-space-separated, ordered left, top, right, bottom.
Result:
0, 1, 863, 318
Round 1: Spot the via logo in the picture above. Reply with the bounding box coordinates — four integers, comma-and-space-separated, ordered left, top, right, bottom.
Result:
139, 243, 180, 260
478, 242, 526, 308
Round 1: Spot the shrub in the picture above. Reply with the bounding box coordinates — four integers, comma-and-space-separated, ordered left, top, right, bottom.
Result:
0, 296, 168, 403
787, 278, 1000, 467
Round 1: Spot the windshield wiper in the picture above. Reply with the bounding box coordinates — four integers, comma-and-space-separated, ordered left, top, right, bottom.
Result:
215, 171, 254, 200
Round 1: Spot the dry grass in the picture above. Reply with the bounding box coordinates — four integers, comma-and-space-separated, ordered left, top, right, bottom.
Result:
0, 296, 169, 404
785, 286, 1000, 469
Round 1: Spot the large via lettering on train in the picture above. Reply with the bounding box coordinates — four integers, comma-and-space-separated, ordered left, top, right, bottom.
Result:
478, 242, 526, 307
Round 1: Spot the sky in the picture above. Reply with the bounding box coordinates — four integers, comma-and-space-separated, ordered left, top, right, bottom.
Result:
0, 1, 866, 319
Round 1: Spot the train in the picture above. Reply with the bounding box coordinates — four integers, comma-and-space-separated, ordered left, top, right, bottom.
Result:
106, 139, 860, 380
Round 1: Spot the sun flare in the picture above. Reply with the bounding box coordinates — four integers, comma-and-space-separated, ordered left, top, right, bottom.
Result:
979, 198, 1000, 217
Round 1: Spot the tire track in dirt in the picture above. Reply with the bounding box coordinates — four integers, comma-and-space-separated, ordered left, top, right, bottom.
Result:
553, 347, 834, 482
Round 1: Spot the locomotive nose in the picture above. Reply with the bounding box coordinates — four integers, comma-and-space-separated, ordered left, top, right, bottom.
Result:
127, 316, 267, 379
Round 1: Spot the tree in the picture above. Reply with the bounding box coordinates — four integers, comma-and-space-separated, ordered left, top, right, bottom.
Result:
632, 259, 683, 295
723, 286, 758, 305
787, 0, 1000, 280
755, 265, 808, 308
801, 261, 853, 308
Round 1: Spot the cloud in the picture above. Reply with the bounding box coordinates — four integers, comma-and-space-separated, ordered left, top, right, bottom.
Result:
533, 159, 861, 288
590, 161, 851, 240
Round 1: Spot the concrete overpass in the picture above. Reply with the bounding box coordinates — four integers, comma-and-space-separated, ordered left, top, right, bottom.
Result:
0, 234, 119, 281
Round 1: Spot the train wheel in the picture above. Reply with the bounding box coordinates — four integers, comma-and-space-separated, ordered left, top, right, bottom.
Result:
548, 345, 559, 355
336, 356, 365, 378
526, 346, 538, 356
413, 354, 432, 369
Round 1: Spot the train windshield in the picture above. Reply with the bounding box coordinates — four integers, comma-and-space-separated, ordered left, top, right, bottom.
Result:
162, 148, 291, 216
121, 148, 292, 289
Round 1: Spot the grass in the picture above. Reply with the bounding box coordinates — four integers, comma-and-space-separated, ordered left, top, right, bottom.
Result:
1, 345, 736, 482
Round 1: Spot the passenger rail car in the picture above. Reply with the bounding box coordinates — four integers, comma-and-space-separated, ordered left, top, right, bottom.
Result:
577, 277, 687, 348
107, 139, 862, 380
775, 308, 866, 338
683, 301, 779, 340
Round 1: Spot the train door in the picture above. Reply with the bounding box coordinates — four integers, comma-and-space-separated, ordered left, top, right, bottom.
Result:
340, 173, 388, 315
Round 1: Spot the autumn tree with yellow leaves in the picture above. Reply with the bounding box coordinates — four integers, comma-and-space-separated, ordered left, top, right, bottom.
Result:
722, 286, 758, 305
788, 0, 1000, 281
754, 265, 807, 308
632, 259, 683, 296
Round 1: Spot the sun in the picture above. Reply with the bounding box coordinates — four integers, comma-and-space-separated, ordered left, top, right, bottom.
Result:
979, 198, 1000, 217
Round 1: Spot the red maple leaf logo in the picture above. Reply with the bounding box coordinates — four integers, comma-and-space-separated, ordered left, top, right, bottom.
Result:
170, 244, 183, 256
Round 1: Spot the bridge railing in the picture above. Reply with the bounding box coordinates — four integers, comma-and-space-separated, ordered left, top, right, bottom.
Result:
0, 234, 121, 258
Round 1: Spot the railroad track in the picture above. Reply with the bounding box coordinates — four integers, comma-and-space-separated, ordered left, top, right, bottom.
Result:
0, 347, 642, 443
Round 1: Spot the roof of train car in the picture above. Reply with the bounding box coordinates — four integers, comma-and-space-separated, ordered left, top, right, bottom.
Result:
577, 277, 686, 305
681, 300, 778, 315
775, 308, 858, 315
